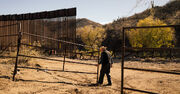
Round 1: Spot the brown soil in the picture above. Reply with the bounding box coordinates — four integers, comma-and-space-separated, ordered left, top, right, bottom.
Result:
0, 57, 180, 94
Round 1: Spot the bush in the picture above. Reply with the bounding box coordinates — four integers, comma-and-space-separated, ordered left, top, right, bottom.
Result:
10, 41, 41, 64
77, 25, 106, 51
127, 16, 175, 48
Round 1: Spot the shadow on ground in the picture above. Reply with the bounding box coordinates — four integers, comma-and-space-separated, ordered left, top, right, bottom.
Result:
0, 75, 11, 79
16, 78, 99, 87
18, 66, 97, 74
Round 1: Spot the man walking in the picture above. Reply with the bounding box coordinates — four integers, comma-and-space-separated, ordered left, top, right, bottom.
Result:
98, 46, 113, 86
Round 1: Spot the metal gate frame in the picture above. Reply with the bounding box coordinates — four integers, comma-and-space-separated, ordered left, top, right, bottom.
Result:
10, 23, 100, 82
121, 25, 180, 94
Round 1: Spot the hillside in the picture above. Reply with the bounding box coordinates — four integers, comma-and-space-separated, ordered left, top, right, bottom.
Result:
76, 1, 180, 31
105, 1, 180, 30
76, 18, 102, 28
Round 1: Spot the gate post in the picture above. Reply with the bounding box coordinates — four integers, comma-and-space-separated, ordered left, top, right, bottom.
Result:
121, 27, 125, 94
12, 23, 21, 81
97, 49, 100, 83
63, 17, 67, 71
63, 45, 66, 71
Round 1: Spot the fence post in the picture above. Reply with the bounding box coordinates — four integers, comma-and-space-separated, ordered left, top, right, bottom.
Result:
152, 48, 155, 58
97, 49, 100, 83
12, 23, 21, 81
63, 44, 66, 71
63, 17, 67, 71
121, 27, 125, 94
170, 48, 172, 60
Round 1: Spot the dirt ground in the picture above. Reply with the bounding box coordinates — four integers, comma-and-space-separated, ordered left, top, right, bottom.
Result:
0, 57, 180, 94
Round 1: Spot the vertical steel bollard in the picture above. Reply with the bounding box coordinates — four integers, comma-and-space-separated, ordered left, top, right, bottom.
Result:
121, 27, 125, 94
12, 23, 21, 81
97, 49, 100, 83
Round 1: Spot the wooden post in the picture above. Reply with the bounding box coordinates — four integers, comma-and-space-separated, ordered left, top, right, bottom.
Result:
121, 27, 125, 94
12, 23, 21, 81
97, 49, 100, 83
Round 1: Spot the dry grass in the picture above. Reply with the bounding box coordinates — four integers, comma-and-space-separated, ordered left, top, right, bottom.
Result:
1, 41, 41, 65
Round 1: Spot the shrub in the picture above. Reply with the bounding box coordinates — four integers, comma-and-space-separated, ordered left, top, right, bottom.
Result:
127, 16, 175, 48
10, 41, 41, 64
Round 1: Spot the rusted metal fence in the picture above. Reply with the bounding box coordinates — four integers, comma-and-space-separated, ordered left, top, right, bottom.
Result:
121, 25, 180, 94
0, 23, 19, 55
0, 8, 76, 57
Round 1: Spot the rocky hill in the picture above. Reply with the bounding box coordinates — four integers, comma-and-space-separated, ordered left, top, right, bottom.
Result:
76, 18, 102, 28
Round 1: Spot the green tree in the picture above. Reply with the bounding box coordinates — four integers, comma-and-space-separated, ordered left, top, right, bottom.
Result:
127, 16, 175, 48
77, 25, 106, 51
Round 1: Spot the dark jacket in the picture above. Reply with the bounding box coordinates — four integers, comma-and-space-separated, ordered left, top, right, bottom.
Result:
99, 50, 113, 72
99, 50, 113, 68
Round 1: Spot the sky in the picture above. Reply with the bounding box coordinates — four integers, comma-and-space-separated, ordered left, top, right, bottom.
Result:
0, 0, 170, 24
